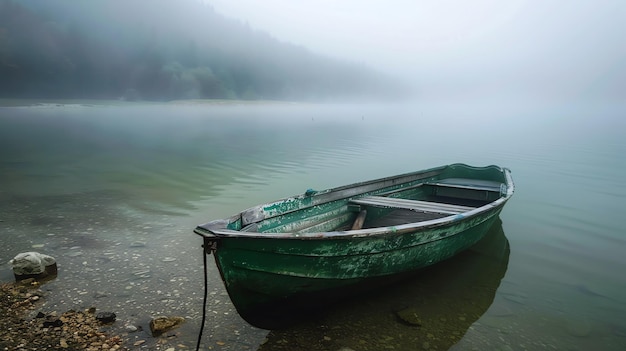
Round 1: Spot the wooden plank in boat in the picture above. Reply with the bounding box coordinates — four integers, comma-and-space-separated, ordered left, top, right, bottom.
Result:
349, 196, 474, 215
426, 178, 503, 192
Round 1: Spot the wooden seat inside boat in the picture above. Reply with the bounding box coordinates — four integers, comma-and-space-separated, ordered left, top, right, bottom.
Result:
425, 178, 504, 192
424, 178, 505, 202
349, 196, 475, 215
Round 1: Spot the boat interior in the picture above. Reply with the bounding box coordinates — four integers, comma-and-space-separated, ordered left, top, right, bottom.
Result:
240, 177, 506, 234
347, 178, 505, 230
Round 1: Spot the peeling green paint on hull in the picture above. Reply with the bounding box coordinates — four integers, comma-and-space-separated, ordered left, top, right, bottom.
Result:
194, 164, 514, 329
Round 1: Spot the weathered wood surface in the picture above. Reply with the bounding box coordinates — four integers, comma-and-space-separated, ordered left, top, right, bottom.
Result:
350, 210, 368, 230
426, 178, 504, 192
363, 209, 446, 228
240, 168, 445, 226
350, 196, 475, 215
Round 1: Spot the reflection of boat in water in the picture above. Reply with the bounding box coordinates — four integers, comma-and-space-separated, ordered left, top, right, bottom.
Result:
258, 218, 510, 351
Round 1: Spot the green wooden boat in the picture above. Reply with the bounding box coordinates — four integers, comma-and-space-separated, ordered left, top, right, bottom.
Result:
194, 163, 514, 329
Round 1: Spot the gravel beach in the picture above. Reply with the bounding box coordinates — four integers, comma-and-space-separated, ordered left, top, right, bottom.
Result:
1, 280, 127, 351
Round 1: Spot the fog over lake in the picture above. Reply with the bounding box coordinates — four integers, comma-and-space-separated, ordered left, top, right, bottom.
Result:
211, 0, 625, 102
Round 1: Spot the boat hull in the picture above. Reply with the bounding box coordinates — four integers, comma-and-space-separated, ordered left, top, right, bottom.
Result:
195, 164, 514, 329
212, 207, 503, 328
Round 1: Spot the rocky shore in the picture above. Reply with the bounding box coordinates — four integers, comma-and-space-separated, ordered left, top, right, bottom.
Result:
1, 279, 127, 351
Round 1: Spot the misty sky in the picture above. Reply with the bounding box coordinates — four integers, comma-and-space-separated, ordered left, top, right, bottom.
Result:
209, 0, 625, 102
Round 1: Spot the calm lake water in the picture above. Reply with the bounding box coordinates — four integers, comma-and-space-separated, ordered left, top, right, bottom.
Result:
0, 101, 624, 350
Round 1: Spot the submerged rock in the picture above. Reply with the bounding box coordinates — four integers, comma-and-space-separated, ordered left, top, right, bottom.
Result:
149, 316, 185, 336
395, 307, 423, 326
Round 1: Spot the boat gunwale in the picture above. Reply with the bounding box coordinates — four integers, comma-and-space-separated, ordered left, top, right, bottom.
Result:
194, 165, 514, 240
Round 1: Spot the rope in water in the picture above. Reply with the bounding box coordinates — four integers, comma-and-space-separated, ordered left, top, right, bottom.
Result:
195, 239, 210, 351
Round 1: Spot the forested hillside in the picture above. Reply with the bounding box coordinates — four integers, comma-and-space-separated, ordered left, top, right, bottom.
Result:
0, 0, 408, 101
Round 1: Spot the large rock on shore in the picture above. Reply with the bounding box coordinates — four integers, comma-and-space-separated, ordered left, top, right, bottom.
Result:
9, 252, 57, 281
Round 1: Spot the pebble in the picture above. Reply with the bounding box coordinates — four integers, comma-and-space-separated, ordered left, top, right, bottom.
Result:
95, 312, 116, 323
132, 269, 151, 277
94, 291, 109, 298
129, 241, 146, 248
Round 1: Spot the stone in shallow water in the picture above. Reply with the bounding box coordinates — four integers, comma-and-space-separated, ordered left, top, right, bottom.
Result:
395, 307, 423, 326
10, 252, 57, 281
94, 291, 108, 299
129, 241, 147, 248
149, 316, 185, 336
95, 312, 117, 324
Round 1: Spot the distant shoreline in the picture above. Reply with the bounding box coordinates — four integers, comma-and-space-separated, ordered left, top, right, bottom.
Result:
0, 98, 301, 108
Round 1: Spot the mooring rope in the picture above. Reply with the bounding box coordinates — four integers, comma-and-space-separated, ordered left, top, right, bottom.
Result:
195, 238, 210, 351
